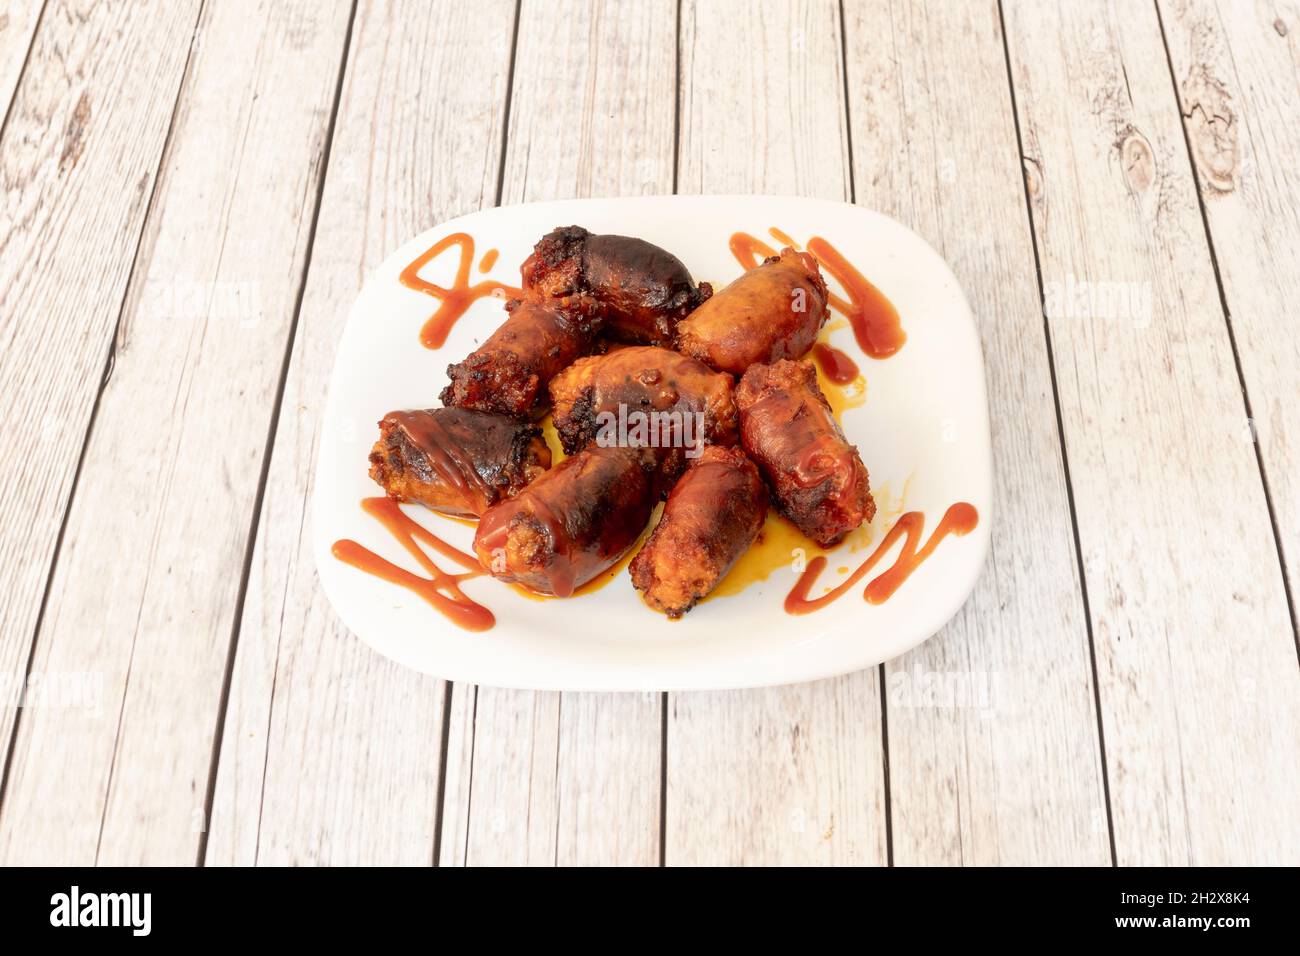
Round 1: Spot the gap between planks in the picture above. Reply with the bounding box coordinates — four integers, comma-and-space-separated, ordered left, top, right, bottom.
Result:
196, 0, 362, 867
1150, 0, 1299, 657
994, 0, 1118, 865
0, 0, 209, 837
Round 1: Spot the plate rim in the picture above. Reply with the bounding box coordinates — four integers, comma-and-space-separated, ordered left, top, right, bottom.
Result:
312, 194, 994, 691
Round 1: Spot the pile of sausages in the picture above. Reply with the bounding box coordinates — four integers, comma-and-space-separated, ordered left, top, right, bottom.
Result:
368, 226, 874, 618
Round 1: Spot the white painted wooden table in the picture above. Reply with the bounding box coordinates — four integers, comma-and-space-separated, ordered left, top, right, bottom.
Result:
1, 0, 1296, 866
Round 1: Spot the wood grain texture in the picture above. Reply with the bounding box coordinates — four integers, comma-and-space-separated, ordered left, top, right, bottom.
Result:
0, 0, 201, 831
2, 0, 1294, 869
1158, 0, 1300, 629
0, 0, 353, 866
440, 689, 662, 865
1003, 0, 1300, 864
678, 0, 850, 199
204, 0, 515, 866
842, 0, 1111, 865
667, 0, 888, 866
0, 0, 41, 124
437, 0, 674, 868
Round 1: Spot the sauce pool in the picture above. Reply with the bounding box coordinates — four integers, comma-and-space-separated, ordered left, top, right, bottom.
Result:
812, 342, 860, 384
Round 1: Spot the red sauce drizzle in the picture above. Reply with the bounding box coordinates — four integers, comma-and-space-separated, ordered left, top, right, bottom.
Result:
332, 497, 494, 631
729, 229, 906, 360
785, 503, 979, 614
729, 232, 778, 270
385, 411, 492, 512
474, 492, 580, 598
400, 233, 521, 349
768, 226, 798, 248
806, 235, 905, 360
811, 342, 859, 384
478, 248, 499, 273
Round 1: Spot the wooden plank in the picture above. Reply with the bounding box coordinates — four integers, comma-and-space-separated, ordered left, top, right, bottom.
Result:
666, 0, 889, 866
669, 672, 885, 865
1157, 0, 1300, 628
204, 0, 515, 866
1003, 0, 1300, 864
440, 689, 663, 866
677, 0, 851, 199
0, 0, 201, 828
0, 0, 42, 123
0, 0, 353, 866
437, 0, 674, 868
842, 0, 1110, 864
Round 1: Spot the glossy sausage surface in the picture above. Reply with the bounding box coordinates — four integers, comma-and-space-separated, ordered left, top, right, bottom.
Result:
548, 345, 737, 456
736, 359, 874, 547
522, 225, 711, 346
675, 247, 829, 375
368, 408, 550, 518
440, 295, 601, 418
474, 444, 660, 596
629, 445, 768, 618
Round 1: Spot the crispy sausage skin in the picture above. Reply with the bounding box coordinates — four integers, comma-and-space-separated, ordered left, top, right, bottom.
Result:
473, 444, 661, 596
675, 248, 829, 376
629, 445, 768, 618
440, 294, 601, 418
522, 225, 711, 346
368, 408, 550, 519
547, 345, 738, 456
735, 360, 874, 547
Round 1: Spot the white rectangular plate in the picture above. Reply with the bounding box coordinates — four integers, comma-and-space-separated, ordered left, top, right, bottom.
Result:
314, 196, 992, 690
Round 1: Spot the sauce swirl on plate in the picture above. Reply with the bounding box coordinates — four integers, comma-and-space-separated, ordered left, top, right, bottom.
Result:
400, 233, 520, 348
784, 503, 979, 613
729, 228, 906, 360
332, 497, 494, 631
